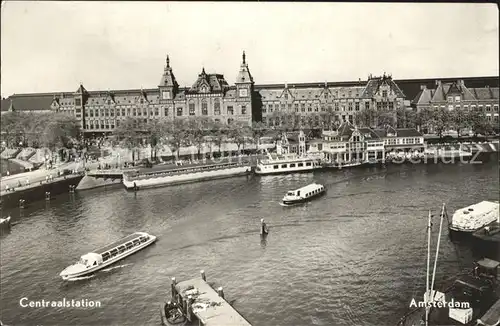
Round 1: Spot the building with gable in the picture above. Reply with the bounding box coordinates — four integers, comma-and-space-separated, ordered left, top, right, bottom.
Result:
412, 79, 499, 125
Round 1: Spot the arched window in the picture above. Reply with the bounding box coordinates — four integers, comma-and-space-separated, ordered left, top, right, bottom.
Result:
201, 100, 208, 115
214, 99, 221, 115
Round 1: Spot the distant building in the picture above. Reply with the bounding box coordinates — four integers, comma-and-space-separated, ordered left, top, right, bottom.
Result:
412, 79, 499, 124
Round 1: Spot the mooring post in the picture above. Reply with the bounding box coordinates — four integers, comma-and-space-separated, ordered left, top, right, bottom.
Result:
171, 277, 176, 301
217, 287, 225, 299
186, 295, 193, 322
200, 270, 206, 281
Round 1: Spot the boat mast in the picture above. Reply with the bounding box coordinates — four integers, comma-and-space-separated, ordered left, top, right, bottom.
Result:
425, 209, 432, 326
430, 203, 446, 304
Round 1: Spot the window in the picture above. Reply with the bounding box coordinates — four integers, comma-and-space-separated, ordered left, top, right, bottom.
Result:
90, 110, 94, 117
241, 105, 247, 115
308, 106, 312, 112
294, 103, 299, 112
227, 106, 234, 115
122, 108, 126, 116
382, 90, 388, 98
214, 100, 221, 115
348, 102, 353, 111
189, 103, 195, 116
494, 105, 499, 112
455, 96, 461, 102
262, 107, 267, 113
301, 103, 305, 112
140, 98, 144, 104
281, 104, 285, 110
365, 102, 370, 110
162, 91, 170, 99
288, 104, 292, 111
275, 104, 279, 111
105, 109, 109, 117
447, 96, 453, 103
75, 98, 81, 106
177, 107, 183, 116
355, 102, 360, 111
133, 108, 137, 116
389, 102, 394, 110
155, 108, 159, 116
110, 109, 114, 117
202, 101, 208, 115
486, 105, 491, 112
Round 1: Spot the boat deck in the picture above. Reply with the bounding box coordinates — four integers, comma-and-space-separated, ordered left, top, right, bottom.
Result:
94, 233, 144, 254
478, 298, 500, 325
175, 277, 252, 326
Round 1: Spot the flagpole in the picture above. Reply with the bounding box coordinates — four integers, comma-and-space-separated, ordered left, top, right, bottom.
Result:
425, 209, 432, 326
430, 203, 446, 304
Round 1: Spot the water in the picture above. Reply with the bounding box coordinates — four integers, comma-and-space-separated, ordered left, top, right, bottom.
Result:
1, 157, 499, 326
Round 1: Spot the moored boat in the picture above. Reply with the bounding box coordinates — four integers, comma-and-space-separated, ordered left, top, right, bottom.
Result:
282, 183, 325, 205
160, 301, 187, 326
59, 232, 156, 280
0, 216, 11, 227
255, 153, 321, 175
449, 201, 500, 235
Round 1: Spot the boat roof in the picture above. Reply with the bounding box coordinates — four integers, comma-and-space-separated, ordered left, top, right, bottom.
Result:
94, 232, 149, 255
291, 183, 324, 193
453, 201, 500, 216
477, 258, 500, 270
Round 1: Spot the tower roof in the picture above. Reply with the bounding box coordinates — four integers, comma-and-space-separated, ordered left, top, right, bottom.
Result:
160, 55, 179, 88
236, 51, 253, 84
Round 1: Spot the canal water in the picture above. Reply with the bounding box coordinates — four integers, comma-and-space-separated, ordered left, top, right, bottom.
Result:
1, 155, 499, 326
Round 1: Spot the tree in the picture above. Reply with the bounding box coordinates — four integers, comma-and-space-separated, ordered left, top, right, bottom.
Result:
113, 117, 140, 161
145, 119, 166, 160
164, 118, 189, 159
468, 110, 493, 137
186, 117, 211, 159
450, 108, 469, 139
212, 121, 228, 154
228, 121, 250, 153
251, 121, 267, 152
432, 107, 451, 139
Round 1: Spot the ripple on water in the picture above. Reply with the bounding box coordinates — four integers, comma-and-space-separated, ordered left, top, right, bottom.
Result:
0, 160, 498, 325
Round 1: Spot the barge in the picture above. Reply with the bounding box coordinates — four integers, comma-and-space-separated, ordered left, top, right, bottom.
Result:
60, 232, 156, 280
122, 162, 251, 190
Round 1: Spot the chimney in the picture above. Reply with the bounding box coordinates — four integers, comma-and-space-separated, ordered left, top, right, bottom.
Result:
420, 85, 427, 90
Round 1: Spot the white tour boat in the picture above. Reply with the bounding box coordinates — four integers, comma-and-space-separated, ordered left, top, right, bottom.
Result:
282, 183, 326, 205
449, 201, 500, 234
255, 153, 321, 175
60, 232, 156, 280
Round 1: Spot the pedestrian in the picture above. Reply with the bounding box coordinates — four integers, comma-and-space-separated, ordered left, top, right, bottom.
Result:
26, 178, 29, 186
46, 175, 49, 182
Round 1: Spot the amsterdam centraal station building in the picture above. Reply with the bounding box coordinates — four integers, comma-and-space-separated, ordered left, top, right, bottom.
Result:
1, 51, 498, 137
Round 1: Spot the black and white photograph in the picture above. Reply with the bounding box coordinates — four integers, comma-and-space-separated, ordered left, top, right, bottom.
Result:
0, 2, 499, 326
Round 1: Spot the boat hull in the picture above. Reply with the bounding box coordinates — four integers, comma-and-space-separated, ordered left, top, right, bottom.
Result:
160, 302, 187, 326
60, 236, 156, 280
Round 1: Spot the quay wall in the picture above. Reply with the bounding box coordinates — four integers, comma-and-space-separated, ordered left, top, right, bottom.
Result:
123, 166, 251, 190
0, 175, 83, 210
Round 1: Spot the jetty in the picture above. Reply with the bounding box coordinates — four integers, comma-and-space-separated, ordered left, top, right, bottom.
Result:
477, 299, 500, 326
168, 271, 252, 326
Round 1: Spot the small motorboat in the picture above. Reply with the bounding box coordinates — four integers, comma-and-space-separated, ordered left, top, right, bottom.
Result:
0, 216, 11, 227
282, 183, 326, 205
160, 301, 187, 326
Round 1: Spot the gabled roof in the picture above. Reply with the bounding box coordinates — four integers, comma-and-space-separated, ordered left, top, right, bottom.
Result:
360, 75, 405, 98
189, 68, 228, 94
472, 87, 499, 100
1, 94, 55, 112
411, 87, 435, 106
358, 127, 381, 140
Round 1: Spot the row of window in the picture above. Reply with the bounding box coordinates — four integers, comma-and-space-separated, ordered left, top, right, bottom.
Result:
84, 105, 249, 118
431, 104, 499, 111
384, 138, 422, 145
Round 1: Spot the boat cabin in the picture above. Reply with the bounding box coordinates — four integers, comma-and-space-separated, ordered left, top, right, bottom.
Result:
98, 234, 151, 262
473, 258, 499, 283
80, 253, 103, 268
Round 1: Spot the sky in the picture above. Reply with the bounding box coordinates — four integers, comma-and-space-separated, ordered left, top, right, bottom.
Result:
1, 2, 498, 97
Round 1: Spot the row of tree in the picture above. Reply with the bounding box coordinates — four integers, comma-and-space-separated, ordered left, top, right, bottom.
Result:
112, 117, 269, 161
0, 112, 81, 150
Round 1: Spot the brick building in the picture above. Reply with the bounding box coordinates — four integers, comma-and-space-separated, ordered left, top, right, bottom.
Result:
411, 79, 499, 124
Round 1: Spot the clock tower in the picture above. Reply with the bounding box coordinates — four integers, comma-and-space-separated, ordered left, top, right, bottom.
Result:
235, 51, 253, 99
159, 55, 179, 102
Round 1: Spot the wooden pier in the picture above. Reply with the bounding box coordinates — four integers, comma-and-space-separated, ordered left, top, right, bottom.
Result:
169, 271, 252, 326
477, 298, 500, 326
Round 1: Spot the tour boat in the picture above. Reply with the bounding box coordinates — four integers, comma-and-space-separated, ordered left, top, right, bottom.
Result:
0, 216, 11, 227
160, 301, 187, 326
282, 183, 326, 205
59, 232, 156, 280
255, 153, 321, 175
448, 201, 500, 235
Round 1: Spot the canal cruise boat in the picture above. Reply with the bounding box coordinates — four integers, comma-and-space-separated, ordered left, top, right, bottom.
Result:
59, 232, 156, 280
255, 153, 321, 175
448, 201, 500, 235
282, 183, 326, 205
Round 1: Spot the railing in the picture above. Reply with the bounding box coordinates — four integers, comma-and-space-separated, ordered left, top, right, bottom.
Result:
124, 162, 248, 182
